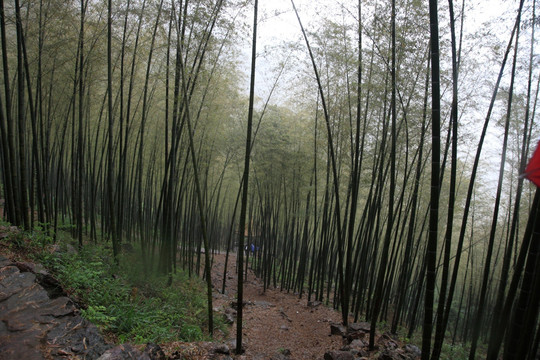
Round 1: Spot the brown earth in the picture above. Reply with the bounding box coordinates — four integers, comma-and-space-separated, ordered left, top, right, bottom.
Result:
208, 252, 345, 359
168, 252, 421, 360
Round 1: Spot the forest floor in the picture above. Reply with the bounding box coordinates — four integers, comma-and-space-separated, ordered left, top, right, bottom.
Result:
207, 252, 345, 359
160, 252, 421, 360
0, 223, 421, 359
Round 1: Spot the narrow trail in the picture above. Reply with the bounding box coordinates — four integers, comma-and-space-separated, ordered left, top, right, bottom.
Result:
210, 252, 344, 359
205, 252, 421, 360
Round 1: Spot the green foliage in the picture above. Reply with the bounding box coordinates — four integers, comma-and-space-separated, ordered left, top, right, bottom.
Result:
8, 231, 26, 249
81, 305, 117, 328
440, 343, 469, 360
2, 223, 53, 253
8, 228, 215, 344
57, 220, 76, 232
402, 325, 474, 360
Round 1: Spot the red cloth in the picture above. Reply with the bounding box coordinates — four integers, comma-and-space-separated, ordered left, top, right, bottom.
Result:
525, 140, 540, 188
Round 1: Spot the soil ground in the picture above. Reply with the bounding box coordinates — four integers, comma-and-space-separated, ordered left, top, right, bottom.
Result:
207, 252, 346, 359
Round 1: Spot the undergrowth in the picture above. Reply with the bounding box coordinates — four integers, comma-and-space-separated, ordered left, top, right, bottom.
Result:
1, 224, 223, 344
400, 325, 478, 360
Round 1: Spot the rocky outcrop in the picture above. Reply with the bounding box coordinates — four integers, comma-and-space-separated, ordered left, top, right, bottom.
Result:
0, 254, 111, 359
328, 322, 422, 360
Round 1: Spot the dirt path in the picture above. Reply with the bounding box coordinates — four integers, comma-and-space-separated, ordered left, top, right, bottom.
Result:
210, 252, 344, 359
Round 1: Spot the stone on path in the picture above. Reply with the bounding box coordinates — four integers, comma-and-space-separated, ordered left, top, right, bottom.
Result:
97, 342, 166, 360
97, 343, 149, 360
324, 350, 356, 360
224, 307, 236, 324
330, 323, 347, 336
348, 322, 371, 333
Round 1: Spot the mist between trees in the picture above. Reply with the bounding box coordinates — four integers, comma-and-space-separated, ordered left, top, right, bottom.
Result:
0, 0, 539, 358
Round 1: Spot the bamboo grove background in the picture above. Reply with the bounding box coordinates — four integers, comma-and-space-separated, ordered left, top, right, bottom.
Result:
1, 0, 539, 358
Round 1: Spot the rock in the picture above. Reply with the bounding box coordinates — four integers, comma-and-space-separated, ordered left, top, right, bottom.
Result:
0, 260, 110, 360
0, 254, 10, 267
254, 300, 275, 308
378, 349, 404, 360
213, 343, 230, 355
357, 349, 370, 358
404, 344, 421, 358
144, 343, 166, 359
0, 265, 36, 302
280, 325, 289, 331
227, 338, 237, 350
324, 350, 355, 360
342, 344, 369, 358
307, 300, 322, 308
227, 338, 246, 354
48, 317, 110, 358
97, 343, 149, 360
225, 307, 236, 315
348, 322, 371, 333
330, 323, 347, 336
224, 312, 235, 324
13, 261, 35, 272
347, 329, 366, 342
377, 332, 396, 346
223, 313, 234, 324
350, 339, 366, 349
346, 322, 370, 342
36, 272, 67, 299
224, 307, 236, 324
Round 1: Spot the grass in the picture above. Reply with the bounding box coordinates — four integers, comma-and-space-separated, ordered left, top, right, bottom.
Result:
0, 223, 224, 345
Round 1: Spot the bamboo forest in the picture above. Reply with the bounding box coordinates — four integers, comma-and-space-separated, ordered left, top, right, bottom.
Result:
0, 0, 539, 359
